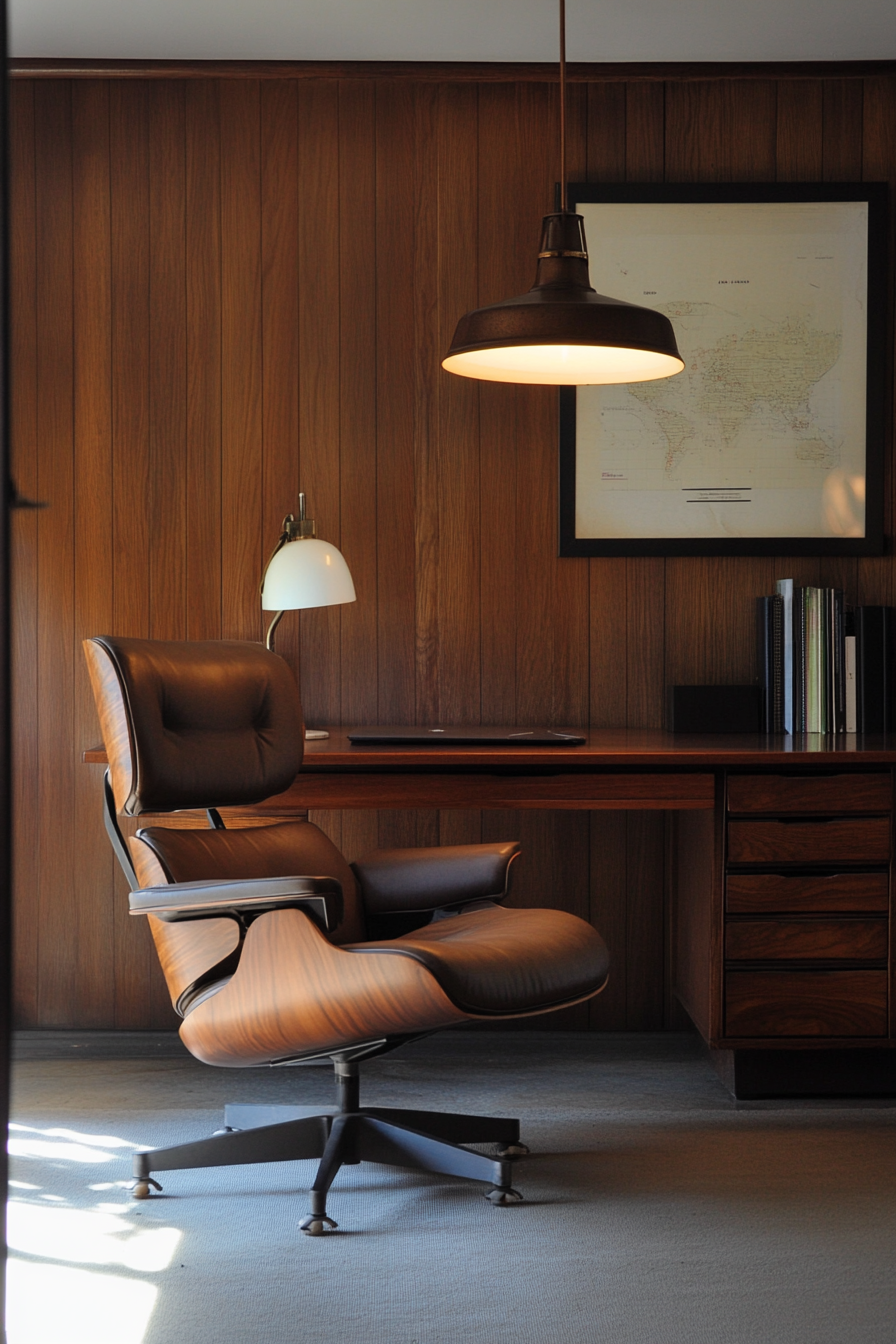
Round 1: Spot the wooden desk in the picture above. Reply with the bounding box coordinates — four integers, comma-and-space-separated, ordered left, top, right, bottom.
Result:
85, 729, 896, 1097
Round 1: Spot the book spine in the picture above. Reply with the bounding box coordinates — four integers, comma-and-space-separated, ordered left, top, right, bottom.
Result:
793, 587, 805, 733
771, 594, 784, 734
806, 589, 820, 732
832, 588, 838, 736
756, 596, 771, 733
776, 579, 793, 734
845, 633, 857, 733
834, 590, 845, 733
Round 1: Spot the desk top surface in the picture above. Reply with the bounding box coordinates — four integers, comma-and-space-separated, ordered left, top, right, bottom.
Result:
84, 728, 896, 770
300, 728, 896, 769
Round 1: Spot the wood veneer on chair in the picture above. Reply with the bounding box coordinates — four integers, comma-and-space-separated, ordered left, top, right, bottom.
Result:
83, 635, 610, 1235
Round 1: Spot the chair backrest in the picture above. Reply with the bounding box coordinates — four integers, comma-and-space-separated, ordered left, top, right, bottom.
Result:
84, 635, 367, 946
84, 636, 304, 815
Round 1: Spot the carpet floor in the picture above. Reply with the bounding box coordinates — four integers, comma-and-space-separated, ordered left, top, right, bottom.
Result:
8, 1030, 896, 1344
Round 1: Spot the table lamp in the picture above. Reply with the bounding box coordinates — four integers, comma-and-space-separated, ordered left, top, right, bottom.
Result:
260, 494, 356, 739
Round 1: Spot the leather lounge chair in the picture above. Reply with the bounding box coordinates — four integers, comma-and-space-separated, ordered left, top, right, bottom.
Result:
84, 636, 610, 1235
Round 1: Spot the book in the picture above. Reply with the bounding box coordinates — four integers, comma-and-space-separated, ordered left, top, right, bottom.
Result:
845, 632, 857, 733
793, 586, 806, 732
776, 579, 793, 734
757, 595, 784, 733
855, 606, 894, 733
805, 587, 822, 733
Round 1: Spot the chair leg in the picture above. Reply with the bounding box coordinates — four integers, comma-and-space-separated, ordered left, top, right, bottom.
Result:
300, 1114, 357, 1236
132, 1114, 330, 1198
356, 1116, 521, 1201
360, 1106, 520, 1148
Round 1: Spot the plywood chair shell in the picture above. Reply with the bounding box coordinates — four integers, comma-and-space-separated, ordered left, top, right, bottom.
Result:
180, 908, 469, 1067
83, 638, 135, 814
131, 835, 241, 1012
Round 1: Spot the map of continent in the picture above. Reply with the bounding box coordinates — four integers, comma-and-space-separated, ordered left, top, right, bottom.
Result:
574, 199, 869, 540
625, 305, 843, 480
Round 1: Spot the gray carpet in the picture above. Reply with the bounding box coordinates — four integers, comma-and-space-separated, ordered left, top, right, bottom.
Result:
8, 1031, 896, 1344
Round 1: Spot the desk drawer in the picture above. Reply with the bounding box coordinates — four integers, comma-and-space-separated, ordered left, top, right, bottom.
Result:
726, 872, 890, 914
725, 918, 888, 962
727, 773, 892, 815
727, 818, 890, 865
725, 970, 888, 1037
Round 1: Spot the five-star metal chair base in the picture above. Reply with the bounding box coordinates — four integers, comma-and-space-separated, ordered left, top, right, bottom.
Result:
131, 1059, 526, 1233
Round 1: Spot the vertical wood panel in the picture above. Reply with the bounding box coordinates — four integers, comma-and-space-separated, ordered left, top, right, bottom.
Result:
823, 80, 864, 181
72, 81, 115, 1025
220, 80, 263, 644
149, 83, 188, 643
34, 81, 76, 1025
337, 79, 380, 864
10, 81, 40, 1026
298, 81, 343, 731
109, 82, 158, 1024
260, 81, 300, 679
478, 83, 526, 726
776, 80, 823, 180
375, 81, 416, 732
185, 81, 223, 643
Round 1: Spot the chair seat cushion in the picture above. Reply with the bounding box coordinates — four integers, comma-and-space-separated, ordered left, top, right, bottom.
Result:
347, 904, 609, 1015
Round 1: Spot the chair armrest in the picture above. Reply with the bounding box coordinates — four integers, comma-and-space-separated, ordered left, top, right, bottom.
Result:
351, 841, 520, 917
129, 875, 343, 933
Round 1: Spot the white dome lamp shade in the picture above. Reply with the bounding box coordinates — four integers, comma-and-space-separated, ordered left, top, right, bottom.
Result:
260, 495, 356, 738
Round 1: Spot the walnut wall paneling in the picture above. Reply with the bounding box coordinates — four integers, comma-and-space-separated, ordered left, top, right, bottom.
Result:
9, 66, 896, 1029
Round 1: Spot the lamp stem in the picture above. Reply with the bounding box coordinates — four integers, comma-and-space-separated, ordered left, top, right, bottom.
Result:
559, 0, 567, 213
265, 610, 285, 652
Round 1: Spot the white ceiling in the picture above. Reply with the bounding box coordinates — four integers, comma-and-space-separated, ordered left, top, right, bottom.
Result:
10, 0, 896, 64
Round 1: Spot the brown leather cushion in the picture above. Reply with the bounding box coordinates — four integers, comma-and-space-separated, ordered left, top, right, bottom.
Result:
90, 637, 303, 814
349, 904, 609, 1014
136, 820, 366, 944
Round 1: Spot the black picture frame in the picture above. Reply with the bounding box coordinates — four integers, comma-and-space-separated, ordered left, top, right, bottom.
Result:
559, 182, 889, 558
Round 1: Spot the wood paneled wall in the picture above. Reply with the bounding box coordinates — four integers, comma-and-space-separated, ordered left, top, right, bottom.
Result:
9, 63, 896, 1030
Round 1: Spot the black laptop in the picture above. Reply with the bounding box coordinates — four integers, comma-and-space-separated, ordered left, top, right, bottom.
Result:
347, 726, 586, 746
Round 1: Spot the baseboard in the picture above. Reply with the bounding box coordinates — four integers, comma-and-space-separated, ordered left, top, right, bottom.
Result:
12, 1030, 190, 1061
709, 1046, 896, 1100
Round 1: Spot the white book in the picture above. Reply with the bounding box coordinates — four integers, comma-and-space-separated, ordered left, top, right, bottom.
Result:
776, 579, 793, 734
845, 634, 857, 733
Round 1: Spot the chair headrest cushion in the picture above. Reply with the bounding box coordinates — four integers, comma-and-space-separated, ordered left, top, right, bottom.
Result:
86, 637, 304, 814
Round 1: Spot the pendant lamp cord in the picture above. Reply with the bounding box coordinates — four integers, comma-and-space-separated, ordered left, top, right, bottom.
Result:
559, 0, 567, 213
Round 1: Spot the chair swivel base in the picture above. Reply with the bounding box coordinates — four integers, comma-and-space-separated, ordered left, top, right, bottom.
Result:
131, 1061, 526, 1234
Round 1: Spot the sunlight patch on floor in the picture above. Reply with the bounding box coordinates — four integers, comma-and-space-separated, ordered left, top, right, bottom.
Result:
7, 1259, 159, 1344
7, 1122, 182, 1344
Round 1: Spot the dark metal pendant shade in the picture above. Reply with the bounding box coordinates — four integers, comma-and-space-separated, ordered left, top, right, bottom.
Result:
442, 212, 684, 385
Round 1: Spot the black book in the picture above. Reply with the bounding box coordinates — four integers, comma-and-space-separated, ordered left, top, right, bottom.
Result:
756, 595, 784, 733
855, 606, 894, 733
771, 595, 784, 733
793, 587, 805, 733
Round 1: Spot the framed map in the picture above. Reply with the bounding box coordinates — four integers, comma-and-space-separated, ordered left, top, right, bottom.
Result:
559, 183, 888, 557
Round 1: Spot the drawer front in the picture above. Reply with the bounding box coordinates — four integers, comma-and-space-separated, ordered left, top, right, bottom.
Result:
725, 970, 888, 1037
726, 872, 890, 914
727, 773, 892, 815
725, 918, 888, 962
727, 818, 890, 865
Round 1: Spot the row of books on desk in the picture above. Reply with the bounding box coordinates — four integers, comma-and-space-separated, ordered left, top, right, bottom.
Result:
757, 581, 894, 734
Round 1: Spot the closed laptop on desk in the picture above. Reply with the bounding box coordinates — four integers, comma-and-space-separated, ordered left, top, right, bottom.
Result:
347, 727, 586, 746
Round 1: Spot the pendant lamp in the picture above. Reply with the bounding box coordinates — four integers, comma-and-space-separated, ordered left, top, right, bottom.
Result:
442, 0, 684, 387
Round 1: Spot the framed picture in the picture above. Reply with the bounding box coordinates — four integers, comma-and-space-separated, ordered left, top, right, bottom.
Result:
558, 182, 888, 557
